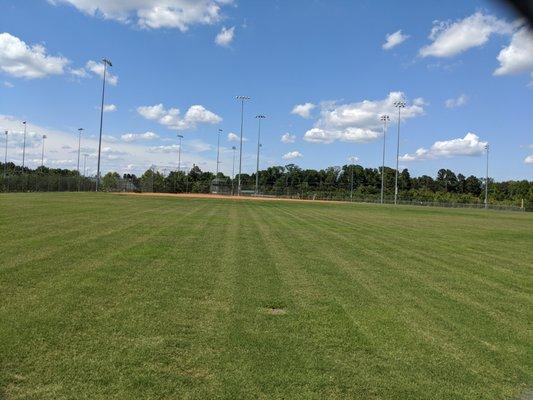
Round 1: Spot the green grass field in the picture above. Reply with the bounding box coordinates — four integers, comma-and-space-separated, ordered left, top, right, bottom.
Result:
1, 193, 532, 399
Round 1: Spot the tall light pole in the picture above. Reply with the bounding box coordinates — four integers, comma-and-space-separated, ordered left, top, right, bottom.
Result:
177, 134, 184, 172
231, 145, 236, 195
255, 115, 266, 195
41, 134, 47, 167
393, 101, 406, 205
76, 128, 84, 172
96, 58, 112, 191
21, 121, 27, 168
216, 128, 222, 177
235, 95, 250, 195
484, 144, 490, 209
3, 130, 8, 179
380, 114, 390, 204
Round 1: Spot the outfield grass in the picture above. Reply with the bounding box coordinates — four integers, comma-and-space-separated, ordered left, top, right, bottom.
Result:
0, 193, 532, 399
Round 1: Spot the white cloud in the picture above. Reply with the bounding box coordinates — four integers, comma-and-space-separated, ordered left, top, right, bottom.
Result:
445, 94, 468, 108
400, 133, 487, 161
227, 132, 240, 142
103, 104, 117, 112
281, 133, 296, 144
494, 27, 533, 76
69, 67, 88, 78
121, 131, 159, 142
1, 114, 231, 175
147, 144, 180, 153
382, 30, 409, 50
137, 103, 222, 131
282, 151, 303, 160
0, 32, 69, 79
291, 102, 316, 118
86, 60, 118, 85
304, 92, 425, 144
525, 155, 533, 164
419, 12, 513, 58
3, 81, 14, 88
48, 0, 233, 31
215, 26, 235, 47
187, 139, 212, 152
347, 156, 359, 163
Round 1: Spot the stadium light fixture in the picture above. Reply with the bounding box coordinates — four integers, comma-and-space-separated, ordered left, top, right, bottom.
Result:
255, 115, 266, 195
177, 134, 184, 172
235, 95, 250, 195
393, 101, 406, 205
380, 115, 390, 204
96, 58, 113, 192
216, 128, 222, 176
21, 121, 27, 168
3, 130, 8, 178
41, 134, 47, 167
485, 144, 490, 209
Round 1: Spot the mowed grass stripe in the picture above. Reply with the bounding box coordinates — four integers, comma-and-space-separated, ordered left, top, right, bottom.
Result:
254, 201, 531, 399
1, 199, 217, 398
0, 194, 531, 400
297, 204, 531, 316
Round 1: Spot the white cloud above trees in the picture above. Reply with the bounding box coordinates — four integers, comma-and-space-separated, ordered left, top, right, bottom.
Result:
303, 92, 425, 144
400, 133, 487, 161
137, 103, 222, 131
282, 151, 302, 160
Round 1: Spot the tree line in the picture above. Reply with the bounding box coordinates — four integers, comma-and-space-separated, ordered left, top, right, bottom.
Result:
2, 161, 532, 209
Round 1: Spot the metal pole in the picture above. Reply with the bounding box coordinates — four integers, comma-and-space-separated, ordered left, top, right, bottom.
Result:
3, 131, 7, 179
394, 101, 405, 205
236, 96, 250, 196
216, 129, 222, 176
41, 135, 46, 167
232, 145, 236, 195
350, 166, 354, 201
485, 144, 489, 209
177, 134, 183, 172
380, 115, 389, 204
96, 58, 112, 191
21, 121, 26, 168
77, 128, 83, 172
255, 115, 265, 195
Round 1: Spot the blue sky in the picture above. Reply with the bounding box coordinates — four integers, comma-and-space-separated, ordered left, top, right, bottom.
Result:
1, 0, 532, 179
